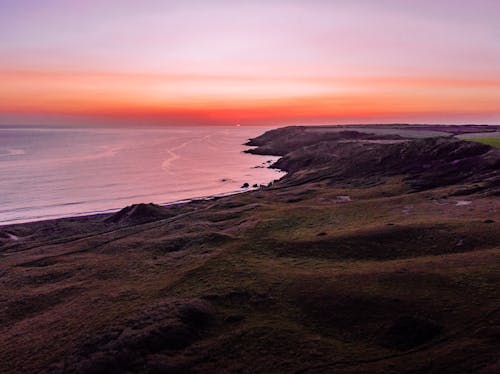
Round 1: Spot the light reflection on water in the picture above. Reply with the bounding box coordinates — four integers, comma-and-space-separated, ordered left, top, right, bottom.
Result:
0, 126, 284, 225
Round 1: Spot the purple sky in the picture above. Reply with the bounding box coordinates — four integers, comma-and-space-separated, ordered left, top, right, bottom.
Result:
1, 0, 499, 125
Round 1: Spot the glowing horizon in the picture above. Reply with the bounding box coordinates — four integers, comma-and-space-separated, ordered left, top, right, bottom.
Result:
1, 0, 500, 126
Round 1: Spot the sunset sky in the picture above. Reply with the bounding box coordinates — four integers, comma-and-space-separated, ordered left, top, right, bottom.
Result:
1, 0, 500, 126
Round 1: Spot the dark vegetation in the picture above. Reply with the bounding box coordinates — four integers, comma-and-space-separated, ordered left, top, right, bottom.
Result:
0, 125, 499, 373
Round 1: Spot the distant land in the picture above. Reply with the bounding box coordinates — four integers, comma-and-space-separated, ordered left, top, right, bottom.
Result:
0, 124, 499, 373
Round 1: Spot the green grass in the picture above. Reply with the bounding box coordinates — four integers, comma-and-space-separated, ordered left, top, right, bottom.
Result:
466, 137, 500, 148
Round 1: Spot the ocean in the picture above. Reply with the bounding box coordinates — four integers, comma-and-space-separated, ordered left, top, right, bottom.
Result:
0, 126, 284, 225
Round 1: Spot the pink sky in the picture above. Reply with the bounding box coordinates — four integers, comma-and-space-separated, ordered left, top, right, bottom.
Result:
1, 0, 500, 125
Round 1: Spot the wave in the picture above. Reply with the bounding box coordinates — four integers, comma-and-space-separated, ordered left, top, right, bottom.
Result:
0, 148, 26, 156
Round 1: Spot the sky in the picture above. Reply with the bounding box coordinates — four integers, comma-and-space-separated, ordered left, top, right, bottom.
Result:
1, 0, 500, 126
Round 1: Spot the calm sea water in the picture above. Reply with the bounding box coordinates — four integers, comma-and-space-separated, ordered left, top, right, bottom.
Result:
0, 126, 284, 225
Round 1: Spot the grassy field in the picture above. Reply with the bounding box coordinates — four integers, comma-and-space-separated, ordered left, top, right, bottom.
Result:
466, 137, 500, 148
1, 178, 499, 373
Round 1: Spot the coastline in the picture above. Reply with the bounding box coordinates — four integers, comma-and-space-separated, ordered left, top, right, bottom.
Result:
2, 123, 499, 229
0, 126, 285, 226
1, 124, 499, 373
0, 185, 275, 228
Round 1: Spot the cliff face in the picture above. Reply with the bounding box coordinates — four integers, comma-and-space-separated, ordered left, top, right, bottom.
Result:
248, 128, 500, 194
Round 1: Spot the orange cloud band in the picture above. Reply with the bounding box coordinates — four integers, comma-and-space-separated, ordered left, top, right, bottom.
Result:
1, 69, 500, 124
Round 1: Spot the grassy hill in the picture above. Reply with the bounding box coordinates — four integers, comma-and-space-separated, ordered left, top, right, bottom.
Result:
0, 125, 499, 373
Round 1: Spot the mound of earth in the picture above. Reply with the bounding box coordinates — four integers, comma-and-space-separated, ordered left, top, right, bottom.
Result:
105, 203, 172, 225
51, 299, 214, 373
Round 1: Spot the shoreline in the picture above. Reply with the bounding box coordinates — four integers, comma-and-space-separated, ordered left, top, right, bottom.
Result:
0, 126, 286, 227
3, 123, 499, 228
0, 185, 272, 228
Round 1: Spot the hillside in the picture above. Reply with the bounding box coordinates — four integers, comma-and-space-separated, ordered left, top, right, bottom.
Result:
0, 125, 499, 373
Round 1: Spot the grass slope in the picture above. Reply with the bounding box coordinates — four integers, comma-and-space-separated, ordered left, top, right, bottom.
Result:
466, 137, 500, 148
